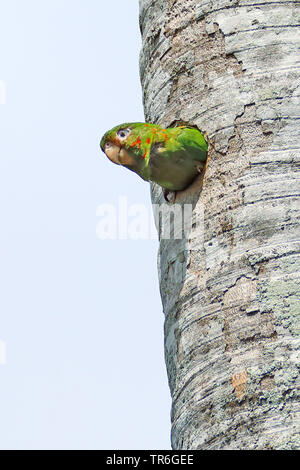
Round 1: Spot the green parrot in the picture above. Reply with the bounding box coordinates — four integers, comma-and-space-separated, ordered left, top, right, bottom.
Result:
100, 122, 207, 200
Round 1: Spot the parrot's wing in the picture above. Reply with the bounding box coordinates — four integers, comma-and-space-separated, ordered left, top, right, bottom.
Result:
176, 128, 207, 162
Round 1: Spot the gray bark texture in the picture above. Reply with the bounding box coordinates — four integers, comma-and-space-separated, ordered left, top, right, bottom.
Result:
139, 0, 300, 450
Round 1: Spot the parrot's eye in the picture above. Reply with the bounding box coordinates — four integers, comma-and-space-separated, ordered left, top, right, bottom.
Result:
117, 128, 131, 139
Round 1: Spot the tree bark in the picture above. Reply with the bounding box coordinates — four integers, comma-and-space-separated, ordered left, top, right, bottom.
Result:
139, 0, 300, 450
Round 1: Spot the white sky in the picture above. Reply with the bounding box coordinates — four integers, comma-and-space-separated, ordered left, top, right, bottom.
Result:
0, 0, 171, 450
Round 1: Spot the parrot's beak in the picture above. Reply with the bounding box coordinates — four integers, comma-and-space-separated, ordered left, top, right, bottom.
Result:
104, 143, 121, 165
103, 140, 135, 167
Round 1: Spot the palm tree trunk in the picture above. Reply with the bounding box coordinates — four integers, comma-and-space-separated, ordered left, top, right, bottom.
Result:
139, 0, 300, 450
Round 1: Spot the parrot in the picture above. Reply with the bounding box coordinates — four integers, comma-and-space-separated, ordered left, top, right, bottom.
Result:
100, 122, 207, 201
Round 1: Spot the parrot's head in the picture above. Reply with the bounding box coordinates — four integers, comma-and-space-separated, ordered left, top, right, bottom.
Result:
100, 123, 145, 169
